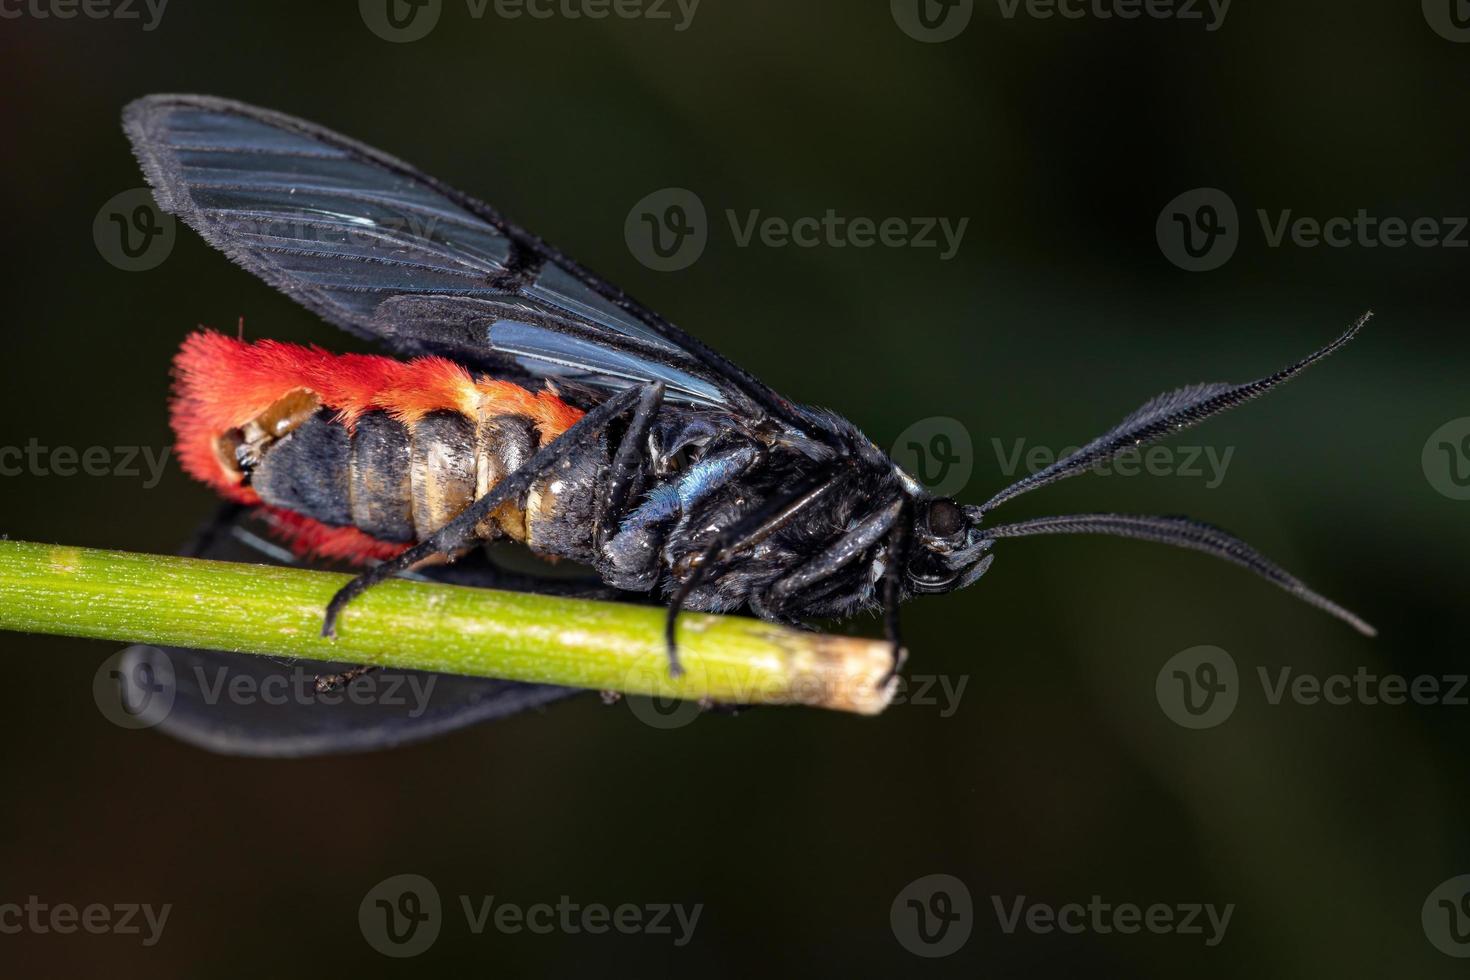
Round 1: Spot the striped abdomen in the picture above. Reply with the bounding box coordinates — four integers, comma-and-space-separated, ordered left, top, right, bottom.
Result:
249, 405, 544, 545
169, 332, 596, 562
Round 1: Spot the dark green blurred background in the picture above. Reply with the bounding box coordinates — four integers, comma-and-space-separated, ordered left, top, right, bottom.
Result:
2, 0, 1468, 975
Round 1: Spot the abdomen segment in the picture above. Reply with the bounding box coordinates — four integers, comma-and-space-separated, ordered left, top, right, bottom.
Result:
170, 331, 587, 562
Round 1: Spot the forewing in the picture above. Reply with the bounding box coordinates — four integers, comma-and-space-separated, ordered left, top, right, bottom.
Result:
122, 94, 806, 422
114, 509, 585, 757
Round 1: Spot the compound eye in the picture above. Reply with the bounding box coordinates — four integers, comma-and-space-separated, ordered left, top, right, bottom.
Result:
926, 498, 964, 538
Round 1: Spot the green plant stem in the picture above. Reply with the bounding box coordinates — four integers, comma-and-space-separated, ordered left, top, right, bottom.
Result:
0, 540, 896, 714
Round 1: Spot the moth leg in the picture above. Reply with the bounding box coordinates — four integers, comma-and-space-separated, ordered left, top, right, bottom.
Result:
879, 514, 910, 686
595, 382, 665, 552
321, 384, 649, 638
664, 460, 855, 676
762, 498, 905, 611
313, 664, 377, 693
755, 497, 908, 684
663, 541, 718, 678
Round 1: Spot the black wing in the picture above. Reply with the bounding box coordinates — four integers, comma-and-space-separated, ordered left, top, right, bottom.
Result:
115, 506, 589, 757
122, 93, 813, 427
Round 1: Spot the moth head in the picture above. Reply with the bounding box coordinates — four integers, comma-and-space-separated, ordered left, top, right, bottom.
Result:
904, 497, 993, 595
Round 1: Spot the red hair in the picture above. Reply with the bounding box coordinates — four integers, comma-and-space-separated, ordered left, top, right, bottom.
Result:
170, 330, 584, 562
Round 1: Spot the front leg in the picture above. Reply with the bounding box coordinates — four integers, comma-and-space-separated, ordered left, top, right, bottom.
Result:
759, 496, 908, 682
663, 460, 855, 675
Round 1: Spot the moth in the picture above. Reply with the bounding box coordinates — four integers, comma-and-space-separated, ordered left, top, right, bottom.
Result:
117, 94, 1372, 755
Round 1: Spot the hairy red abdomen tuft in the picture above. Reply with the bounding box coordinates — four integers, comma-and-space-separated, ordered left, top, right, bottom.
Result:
170, 330, 584, 562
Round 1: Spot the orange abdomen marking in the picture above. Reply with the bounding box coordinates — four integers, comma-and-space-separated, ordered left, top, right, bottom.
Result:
170, 331, 585, 562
